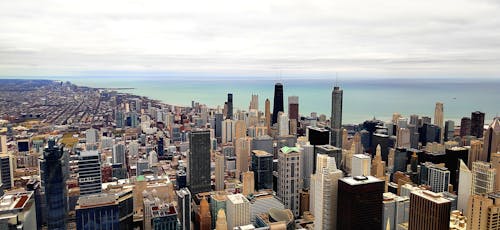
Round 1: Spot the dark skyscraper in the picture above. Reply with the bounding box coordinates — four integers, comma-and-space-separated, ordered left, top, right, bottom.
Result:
227, 93, 233, 120
251, 150, 273, 190
331, 85, 343, 148
408, 190, 451, 230
471, 111, 485, 138
40, 139, 67, 229
215, 113, 223, 141
188, 130, 211, 194
272, 83, 284, 125
460, 117, 471, 137
288, 96, 299, 122
337, 176, 384, 230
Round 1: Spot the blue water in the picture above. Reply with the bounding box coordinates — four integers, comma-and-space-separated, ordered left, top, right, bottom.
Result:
16, 76, 500, 124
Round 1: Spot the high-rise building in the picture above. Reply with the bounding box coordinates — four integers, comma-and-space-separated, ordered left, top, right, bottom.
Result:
396, 128, 411, 148
483, 117, 500, 162
251, 150, 273, 191
457, 160, 472, 215
249, 94, 259, 110
40, 139, 67, 229
337, 176, 384, 230
371, 145, 386, 180
469, 140, 484, 168
382, 192, 410, 230
78, 150, 102, 196
434, 102, 444, 143
351, 154, 371, 177
226, 194, 250, 230
277, 146, 301, 217
215, 113, 224, 141
271, 83, 285, 126
307, 126, 330, 146
300, 143, 314, 189
288, 96, 299, 122
177, 188, 191, 230
472, 161, 496, 195
112, 142, 126, 166
313, 156, 342, 230
331, 85, 343, 148
85, 128, 99, 145
222, 119, 234, 144
216, 209, 228, 230
227, 93, 233, 120
0, 191, 37, 229
143, 194, 178, 230
188, 130, 211, 194
466, 192, 500, 230
460, 117, 471, 137
0, 154, 14, 190
196, 197, 211, 230
444, 120, 455, 141
0, 135, 6, 154
492, 152, 500, 192
215, 153, 225, 191
234, 120, 247, 140
278, 112, 289, 136
427, 164, 450, 193
265, 99, 271, 135
471, 111, 485, 138
235, 137, 252, 179
408, 190, 451, 230
242, 171, 255, 196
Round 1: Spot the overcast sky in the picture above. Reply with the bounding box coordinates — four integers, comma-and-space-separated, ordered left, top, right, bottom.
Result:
0, 0, 499, 78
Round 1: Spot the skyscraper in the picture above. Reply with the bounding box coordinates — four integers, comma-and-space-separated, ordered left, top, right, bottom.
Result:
457, 160, 471, 215
471, 161, 496, 195
265, 99, 271, 135
351, 154, 371, 177
78, 150, 102, 196
272, 83, 284, 125
444, 120, 455, 141
196, 197, 211, 230
483, 117, 500, 162
251, 150, 273, 191
434, 102, 444, 143
277, 146, 301, 217
215, 113, 224, 141
0, 153, 14, 190
188, 130, 211, 194
467, 192, 500, 229
278, 112, 289, 136
460, 117, 471, 137
408, 190, 451, 230
177, 188, 191, 230
227, 93, 233, 120
215, 153, 225, 191
288, 96, 299, 122
242, 171, 255, 196
337, 176, 384, 230
222, 119, 234, 144
427, 164, 450, 193
331, 85, 343, 148
249, 94, 258, 110
40, 139, 67, 229
235, 137, 252, 179
0, 135, 6, 154
226, 194, 250, 230
313, 156, 343, 230
471, 111, 485, 138
216, 209, 228, 230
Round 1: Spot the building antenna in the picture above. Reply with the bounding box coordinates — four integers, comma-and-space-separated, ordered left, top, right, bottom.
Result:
335, 72, 339, 87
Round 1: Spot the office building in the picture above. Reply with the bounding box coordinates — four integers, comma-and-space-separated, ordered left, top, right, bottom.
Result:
211, 193, 227, 229
216, 209, 228, 230
472, 161, 496, 195
460, 117, 471, 137
471, 111, 485, 138
215, 113, 224, 140
444, 120, 455, 141
331, 85, 343, 148
466, 192, 500, 230
188, 130, 211, 194
434, 102, 444, 142
234, 120, 247, 140
457, 160, 472, 215
352, 154, 371, 177
314, 145, 342, 174
0, 154, 13, 190
313, 156, 342, 230
492, 152, 500, 192
265, 99, 271, 135
0, 135, 6, 154
78, 150, 102, 196
337, 176, 384, 230
251, 150, 273, 191
143, 195, 178, 230
215, 153, 225, 191
112, 142, 126, 165
371, 145, 386, 180
222, 119, 234, 144
226, 194, 250, 230
427, 164, 450, 193
227, 93, 233, 119
236, 137, 252, 179
249, 94, 258, 110
382, 192, 410, 230
242, 171, 255, 196
396, 128, 411, 148
278, 112, 289, 136
196, 197, 211, 230
288, 96, 299, 122
300, 143, 314, 189
277, 146, 301, 217
85, 128, 99, 145
307, 126, 330, 146
177, 188, 191, 230
40, 139, 67, 229
408, 190, 451, 230
0, 191, 37, 229
272, 83, 284, 125
483, 117, 500, 162
469, 140, 484, 168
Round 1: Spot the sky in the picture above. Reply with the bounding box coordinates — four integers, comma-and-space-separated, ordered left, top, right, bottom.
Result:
0, 0, 499, 79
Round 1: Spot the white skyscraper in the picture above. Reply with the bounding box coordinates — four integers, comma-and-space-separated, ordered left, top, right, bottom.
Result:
85, 128, 99, 145
427, 164, 450, 193
226, 194, 250, 230
0, 135, 7, 154
396, 128, 411, 148
300, 143, 314, 189
278, 112, 289, 136
112, 142, 126, 165
278, 146, 301, 217
215, 153, 225, 191
457, 160, 471, 215
222, 119, 235, 144
78, 150, 102, 195
351, 154, 371, 177
472, 161, 496, 195
313, 155, 343, 230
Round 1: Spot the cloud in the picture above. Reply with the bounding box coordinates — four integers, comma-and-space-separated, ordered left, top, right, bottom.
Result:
0, 0, 499, 78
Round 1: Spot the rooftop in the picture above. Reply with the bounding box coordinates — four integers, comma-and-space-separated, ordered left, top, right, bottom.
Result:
227, 194, 249, 205
280, 146, 301, 154
252, 150, 273, 157
0, 191, 33, 212
341, 176, 383, 186
411, 190, 451, 204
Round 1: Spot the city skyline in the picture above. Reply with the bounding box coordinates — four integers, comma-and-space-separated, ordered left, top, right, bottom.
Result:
1, 0, 500, 78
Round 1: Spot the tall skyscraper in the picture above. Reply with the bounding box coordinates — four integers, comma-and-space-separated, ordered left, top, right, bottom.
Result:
483, 117, 500, 162
444, 120, 455, 141
177, 188, 191, 230
249, 94, 259, 110
251, 150, 273, 191
0, 154, 14, 190
466, 192, 500, 230
227, 93, 233, 120
235, 137, 252, 179
460, 117, 471, 137
288, 96, 299, 122
408, 190, 451, 230
469, 140, 484, 168
234, 120, 247, 140
222, 119, 234, 144
313, 156, 343, 230
215, 113, 224, 141
226, 194, 250, 229
337, 176, 384, 230
78, 150, 102, 196
278, 112, 289, 136
272, 83, 284, 125
40, 139, 67, 229
300, 143, 314, 189
457, 160, 471, 215
0, 135, 6, 154
215, 153, 225, 191
196, 197, 211, 230
278, 146, 301, 217
188, 130, 211, 194
351, 154, 371, 177
331, 85, 343, 148
427, 164, 450, 193
471, 111, 485, 138
242, 171, 255, 196
472, 161, 496, 195
265, 99, 271, 135
216, 209, 228, 230
371, 145, 386, 180
112, 142, 126, 165
434, 102, 444, 142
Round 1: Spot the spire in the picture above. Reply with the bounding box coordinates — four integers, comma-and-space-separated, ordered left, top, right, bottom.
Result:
216, 209, 228, 230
